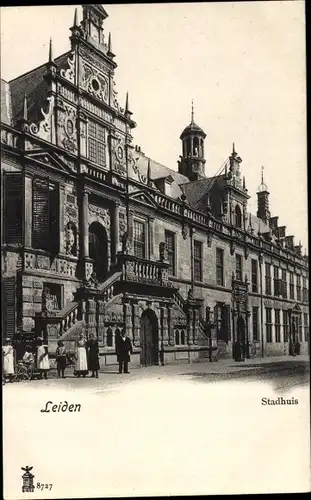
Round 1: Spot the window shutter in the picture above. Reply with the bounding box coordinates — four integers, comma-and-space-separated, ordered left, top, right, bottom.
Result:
32, 179, 59, 253
1, 277, 16, 338
49, 184, 60, 254
5, 173, 23, 244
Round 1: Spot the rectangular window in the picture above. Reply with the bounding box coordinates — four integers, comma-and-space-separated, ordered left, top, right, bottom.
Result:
275, 309, 281, 342
266, 307, 272, 342
289, 272, 295, 299
251, 259, 258, 293
133, 220, 145, 259
88, 121, 106, 167
283, 310, 289, 342
165, 230, 176, 276
4, 173, 23, 244
304, 313, 309, 342
265, 263, 271, 295
252, 306, 259, 342
236, 254, 243, 282
296, 275, 301, 301
216, 248, 224, 286
193, 240, 203, 282
281, 270, 287, 298
32, 178, 59, 253
273, 266, 280, 296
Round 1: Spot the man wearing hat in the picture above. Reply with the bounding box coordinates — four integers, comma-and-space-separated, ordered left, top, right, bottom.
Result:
115, 330, 133, 374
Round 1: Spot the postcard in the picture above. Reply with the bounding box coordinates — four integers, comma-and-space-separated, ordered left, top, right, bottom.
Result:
1, 2, 310, 498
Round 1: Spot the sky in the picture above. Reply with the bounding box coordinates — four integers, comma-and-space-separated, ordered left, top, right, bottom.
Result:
0, 3, 308, 251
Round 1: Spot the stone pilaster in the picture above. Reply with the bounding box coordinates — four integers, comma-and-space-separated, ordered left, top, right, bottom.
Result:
148, 217, 154, 260
123, 300, 133, 340
193, 308, 200, 345
167, 305, 175, 346
133, 303, 141, 347
59, 184, 66, 254
187, 308, 194, 345
81, 189, 89, 259
113, 202, 120, 261
97, 300, 105, 343
161, 303, 169, 346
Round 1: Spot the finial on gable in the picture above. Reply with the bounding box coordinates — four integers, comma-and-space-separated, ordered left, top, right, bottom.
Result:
23, 93, 28, 121
49, 37, 53, 62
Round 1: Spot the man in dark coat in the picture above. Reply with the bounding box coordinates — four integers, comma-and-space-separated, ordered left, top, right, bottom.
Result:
116, 331, 133, 374
86, 334, 100, 378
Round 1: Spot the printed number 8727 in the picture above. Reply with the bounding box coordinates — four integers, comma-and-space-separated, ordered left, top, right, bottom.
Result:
37, 483, 53, 491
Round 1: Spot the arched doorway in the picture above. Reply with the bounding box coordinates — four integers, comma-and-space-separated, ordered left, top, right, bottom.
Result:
140, 309, 159, 366
89, 222, 108, 282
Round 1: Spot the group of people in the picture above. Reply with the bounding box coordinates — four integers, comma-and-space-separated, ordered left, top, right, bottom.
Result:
2, 330, 133, 381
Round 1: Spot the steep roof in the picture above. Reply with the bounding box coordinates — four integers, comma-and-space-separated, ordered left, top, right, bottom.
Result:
9, 52, 69, 125
130, 149, 189, 199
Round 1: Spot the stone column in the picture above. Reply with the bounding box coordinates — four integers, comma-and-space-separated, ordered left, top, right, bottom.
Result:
24, 175, 32, 247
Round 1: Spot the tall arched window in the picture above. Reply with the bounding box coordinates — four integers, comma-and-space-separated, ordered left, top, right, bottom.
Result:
235, 205, 242, 228
175, 330, 180, 345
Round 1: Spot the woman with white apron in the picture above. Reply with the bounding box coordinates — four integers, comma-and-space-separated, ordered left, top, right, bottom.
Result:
3, 338, 15, 382
75, 333, 88, 378
36, 338, 50, 380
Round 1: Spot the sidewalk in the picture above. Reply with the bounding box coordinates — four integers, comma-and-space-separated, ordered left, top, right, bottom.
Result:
46, 354, 309, 380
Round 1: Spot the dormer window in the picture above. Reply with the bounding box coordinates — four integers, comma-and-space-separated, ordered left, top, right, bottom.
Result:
235, 205, 242, 228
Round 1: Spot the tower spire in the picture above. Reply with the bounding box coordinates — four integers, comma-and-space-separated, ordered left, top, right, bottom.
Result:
261, 165, 264, 184
191, 100, 194, 124
232, 142, 236, 156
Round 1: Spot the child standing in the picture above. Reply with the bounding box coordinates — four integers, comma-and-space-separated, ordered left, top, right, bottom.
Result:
22, 344, 35, 379
56, 340, 67, 379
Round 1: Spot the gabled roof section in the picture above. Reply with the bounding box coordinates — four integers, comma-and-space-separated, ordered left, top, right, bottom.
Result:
129, 189, 159, 209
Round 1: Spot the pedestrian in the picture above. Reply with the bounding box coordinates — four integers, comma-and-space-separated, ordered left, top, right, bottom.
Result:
36, 337, 50, 380
75, 333, 88, 378
56, 340, 67, 379
22, 344, 35, 379
3, 338, 15, 382
116, 330, 133, 374
86, 334, 100, 378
